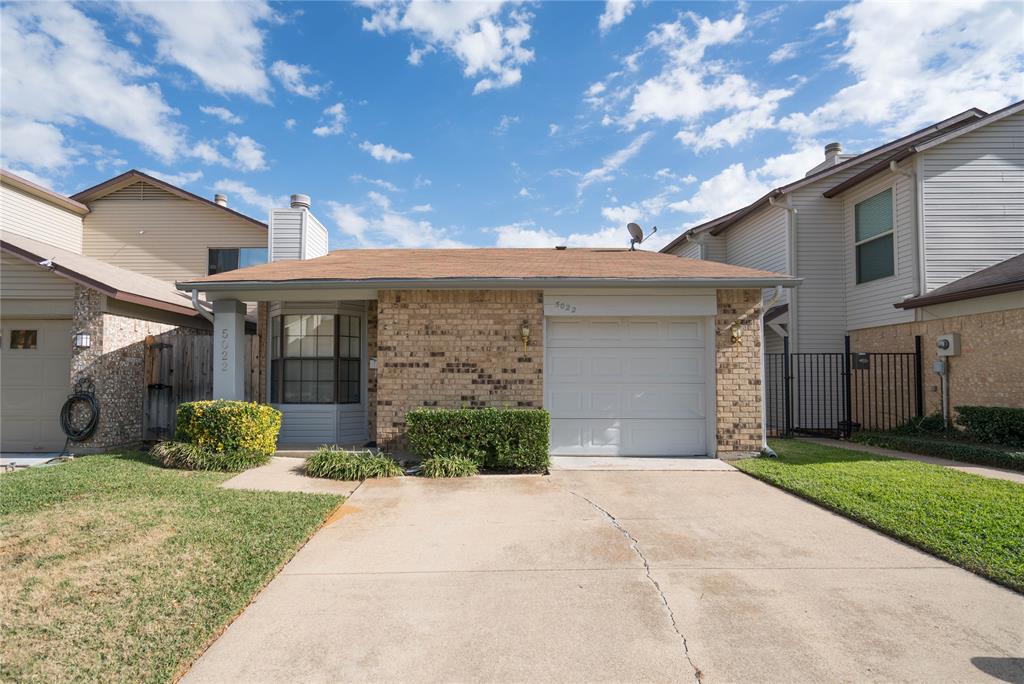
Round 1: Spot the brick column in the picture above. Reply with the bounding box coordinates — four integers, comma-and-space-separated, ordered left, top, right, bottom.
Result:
715, 288, 763, 456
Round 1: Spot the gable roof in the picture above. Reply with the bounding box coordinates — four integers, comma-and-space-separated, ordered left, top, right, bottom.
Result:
71, 169, 267, 229
178, 247, 801, 291
895, 252, 1024, 309
1, 230, 200, 317
0, 168, 90, 215
823, 99, 1024, 199
660, 107, 987, 253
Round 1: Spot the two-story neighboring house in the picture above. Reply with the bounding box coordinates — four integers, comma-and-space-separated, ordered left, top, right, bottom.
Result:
663, 100, 1024, 428
0, 169, 268, 453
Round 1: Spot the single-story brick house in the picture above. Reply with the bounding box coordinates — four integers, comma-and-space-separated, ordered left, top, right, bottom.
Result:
179, 203, 799, 458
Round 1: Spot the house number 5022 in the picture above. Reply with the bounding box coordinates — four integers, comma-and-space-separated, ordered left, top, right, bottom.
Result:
554, 301, 577, 313
220, 329, 230, 372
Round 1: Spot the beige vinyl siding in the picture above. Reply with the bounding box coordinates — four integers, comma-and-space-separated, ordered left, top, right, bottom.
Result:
0, 253, 75, 299
673, 240, 702, 259
83, 181, 266, 282
920, 111, 1024, 291
702, 234, 727, 262
723, 204, 791, 306
842, 165, 916, 331
0, 184, 84, 253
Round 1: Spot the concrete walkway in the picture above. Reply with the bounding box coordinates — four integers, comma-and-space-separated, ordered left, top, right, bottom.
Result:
220, 457, 360, 496
802, 437, 1024, 484
549, 455, 736, 471
185, 470, 1024, 683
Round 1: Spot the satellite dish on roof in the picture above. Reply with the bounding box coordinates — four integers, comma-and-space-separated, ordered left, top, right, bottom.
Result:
627, 223, 657, 251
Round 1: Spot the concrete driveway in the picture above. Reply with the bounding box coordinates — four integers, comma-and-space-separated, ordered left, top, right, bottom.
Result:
184, 470, 1024, 683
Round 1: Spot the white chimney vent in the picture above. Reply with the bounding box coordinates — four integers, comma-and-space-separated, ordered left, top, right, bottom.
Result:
824, 142, 842, 160
269, 193, 328, 262
214, 193, 228, 207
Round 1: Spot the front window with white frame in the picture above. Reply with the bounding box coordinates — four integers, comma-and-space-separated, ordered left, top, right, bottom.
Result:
854, 188, 895, 284
269, 314, 361, 404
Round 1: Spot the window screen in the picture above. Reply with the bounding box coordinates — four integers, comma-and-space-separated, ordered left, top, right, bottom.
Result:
854, 188, 895, 283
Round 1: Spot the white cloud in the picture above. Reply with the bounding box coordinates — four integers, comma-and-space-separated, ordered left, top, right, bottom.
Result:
212, 179, 287, 215
674, 88, 791, 151
780, 1, 1024, 137
598, 1, 635, 35
518, 187, 532, 198
0, 118, 75, 171
140, 168, 203, 186
325, 193, 463, 248
414, 174, 432, 188
5, 167, 54, 189
312, 102, 347, 137
768, 42, 799, 64
351, 174, 401, 192
120, 1, 274, 101
667, 145, 821, 221
226, 133, 267, 171
410, 203, 433, 213
494, 114, 519, 135
487, 220, 668, 250
655, 168, 696, 183
1, 2, 185, 166
270, 60, 325, 98
199, 105, 243, 125
548, 123, 560, 136
191, 141, 228, 166
284, 118, 297, 130
125, 30, 141, 46
360, 140, 413, 163
577, 131, 652, 194
359, 1, 534, 95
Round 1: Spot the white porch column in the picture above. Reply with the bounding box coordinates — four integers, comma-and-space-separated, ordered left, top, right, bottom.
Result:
212, 299, 246, 400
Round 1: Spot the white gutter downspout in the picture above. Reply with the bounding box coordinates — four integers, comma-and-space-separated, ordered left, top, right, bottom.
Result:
759, 285, 783, 456
191, 289, 214, 323
890, 158, 921, 300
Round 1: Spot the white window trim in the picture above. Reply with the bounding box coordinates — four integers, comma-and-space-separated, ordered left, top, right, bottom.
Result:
853, 185, 897, 285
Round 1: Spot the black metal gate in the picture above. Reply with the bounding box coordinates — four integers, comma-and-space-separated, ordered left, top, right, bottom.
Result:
766, 336, 923, 438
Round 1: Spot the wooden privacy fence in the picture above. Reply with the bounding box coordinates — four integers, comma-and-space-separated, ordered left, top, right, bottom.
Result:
143, 330, 263, 440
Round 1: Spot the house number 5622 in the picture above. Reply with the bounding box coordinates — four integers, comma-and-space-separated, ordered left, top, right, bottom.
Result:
220, 329, 230, 372
554, 300, 577, 313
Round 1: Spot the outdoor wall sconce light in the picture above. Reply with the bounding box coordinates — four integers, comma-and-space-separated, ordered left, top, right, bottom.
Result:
730, 322, 743, 345
73, 332, 92, 349
520, 323, 531, 353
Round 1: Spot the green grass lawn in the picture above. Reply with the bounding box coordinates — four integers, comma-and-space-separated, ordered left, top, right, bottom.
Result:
0, 454, 342, 683
734, 440, 1024, 592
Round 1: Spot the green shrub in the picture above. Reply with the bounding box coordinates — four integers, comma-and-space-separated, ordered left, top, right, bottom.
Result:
892, 412, 951, 436
850, 432, 1024, 472
405, 408, 549, 473
175, 400, 282, 457
304, 447, 403, 480
150, 440, 270, 472
955, 406, 1024, 447
419, 454, 479, 478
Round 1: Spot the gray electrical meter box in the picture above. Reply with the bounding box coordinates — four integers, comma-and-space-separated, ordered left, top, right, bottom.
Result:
936, 333, 960, 357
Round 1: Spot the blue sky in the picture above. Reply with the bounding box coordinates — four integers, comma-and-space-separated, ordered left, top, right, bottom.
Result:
2, 1, 1021, 250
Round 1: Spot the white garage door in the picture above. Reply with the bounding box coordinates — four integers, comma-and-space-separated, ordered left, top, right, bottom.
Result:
546, 317, 709, 457
1, 319, 72, 452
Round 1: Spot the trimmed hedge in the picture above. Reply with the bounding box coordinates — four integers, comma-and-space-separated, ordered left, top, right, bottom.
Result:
420, 454, 479, 478
405, 408, 550, 473
304, 447, 403, 480
850, 432, 1024, 472
150, 440, 270, 472
176, 400, 282, 457
956, 406, 1024, 448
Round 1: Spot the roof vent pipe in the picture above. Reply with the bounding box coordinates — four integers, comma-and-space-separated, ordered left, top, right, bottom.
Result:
824, 142, 842, 160
290, 194, 311, 209
214, 194, 228, 207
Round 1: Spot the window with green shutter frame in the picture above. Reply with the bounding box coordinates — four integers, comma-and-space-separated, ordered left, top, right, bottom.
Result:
854, 188, 895, 284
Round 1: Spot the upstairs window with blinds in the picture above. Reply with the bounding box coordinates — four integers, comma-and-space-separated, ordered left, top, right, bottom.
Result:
854, 188, 895, 284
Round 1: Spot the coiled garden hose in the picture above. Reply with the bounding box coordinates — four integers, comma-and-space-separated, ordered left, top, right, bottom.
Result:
59, 378, 100, 456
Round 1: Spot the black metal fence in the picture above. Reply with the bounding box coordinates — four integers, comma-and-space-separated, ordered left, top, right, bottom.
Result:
766, 336, 923, 438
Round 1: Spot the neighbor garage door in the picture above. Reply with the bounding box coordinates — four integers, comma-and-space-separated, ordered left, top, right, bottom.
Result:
1, 319, 72, 452
546, 317, 709, 456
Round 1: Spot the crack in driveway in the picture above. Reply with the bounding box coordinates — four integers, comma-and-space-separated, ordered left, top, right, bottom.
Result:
551, 481, 703, 683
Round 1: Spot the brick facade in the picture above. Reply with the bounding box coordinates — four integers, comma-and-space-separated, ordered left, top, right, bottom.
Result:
850, 307, 1024, 417
375, 290, 544, 446
715, 289, 764, 455
71, 286, 177, 449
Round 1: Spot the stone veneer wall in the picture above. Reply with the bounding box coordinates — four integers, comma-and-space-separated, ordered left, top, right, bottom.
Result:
71, 286, 177, 449
375, 290, 544, 446
850, 307, 1024, 417
715, 289, 764, 455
